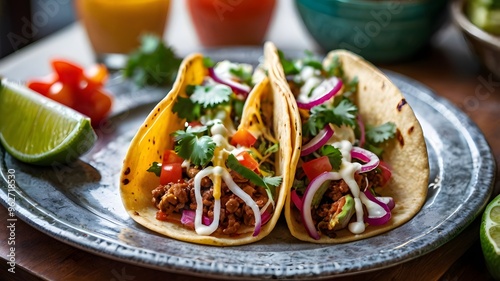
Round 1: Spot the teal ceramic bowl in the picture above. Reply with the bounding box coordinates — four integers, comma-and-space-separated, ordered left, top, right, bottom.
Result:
295, 0, 449, 63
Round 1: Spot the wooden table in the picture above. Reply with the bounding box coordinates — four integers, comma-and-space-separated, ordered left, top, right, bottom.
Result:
1, 1, 499, 280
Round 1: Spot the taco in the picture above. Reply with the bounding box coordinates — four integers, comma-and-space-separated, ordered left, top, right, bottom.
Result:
119, 53, 295, 246
265, 42, 429, 243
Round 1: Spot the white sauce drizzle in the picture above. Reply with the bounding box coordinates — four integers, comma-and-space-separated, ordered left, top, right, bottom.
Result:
331, 140, 365, 234
193, 167, 221, 235
192, 122, 262, 236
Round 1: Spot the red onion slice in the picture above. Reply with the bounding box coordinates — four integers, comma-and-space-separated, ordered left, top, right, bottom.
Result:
376, 196, 395, 210
363, 190, 391, 226
208, 67, 251, 98
181, 210, 212, 227
300, 125, 334, 156
296, 77, 343, 110
291, 189, 303, 212
357, 115, 366, 148
351, 146, 380, 173
301, 171, 342, 240
378, 160, 392, 186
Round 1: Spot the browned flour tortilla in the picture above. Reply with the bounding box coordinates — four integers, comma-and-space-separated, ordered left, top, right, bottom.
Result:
120, 53, 296, 246
264, 42, 429, 243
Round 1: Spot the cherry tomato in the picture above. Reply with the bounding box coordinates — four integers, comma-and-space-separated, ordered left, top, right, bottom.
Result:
27, 59, 113, 126
51, 59, 84, 87
230, 128, 257, 147
47, 82, 76, 108
27, 74, 57, 96
160, 163, 183, 185
302, 156, 332, 181
163, 150, 184, 164
84, 63, 108, 90
88, 88, 113, 125
236, 151, 259, 172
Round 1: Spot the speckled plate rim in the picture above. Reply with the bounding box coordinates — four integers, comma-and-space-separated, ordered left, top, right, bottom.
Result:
0, 48, 496, 280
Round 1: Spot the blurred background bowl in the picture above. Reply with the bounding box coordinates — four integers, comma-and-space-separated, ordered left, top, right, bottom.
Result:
295, 0, 449, 63
451, 0, 500, 78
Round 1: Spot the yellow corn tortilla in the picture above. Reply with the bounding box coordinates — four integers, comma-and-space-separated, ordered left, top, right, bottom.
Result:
119, 53, 294, 246
265, 43, 429, 243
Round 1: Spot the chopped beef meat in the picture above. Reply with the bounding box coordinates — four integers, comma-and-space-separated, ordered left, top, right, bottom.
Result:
151, 164, 270, 236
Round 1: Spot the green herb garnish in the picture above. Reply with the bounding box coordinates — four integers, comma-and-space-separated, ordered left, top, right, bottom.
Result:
123, 34, 181, 87
320, 145, 342, 171
226, 154, 281, 199
172, 126, 215, 167
190, 84, 232, 108
147, 162, 162, 176
363, 122, 397, 157
303, 99, 358, 137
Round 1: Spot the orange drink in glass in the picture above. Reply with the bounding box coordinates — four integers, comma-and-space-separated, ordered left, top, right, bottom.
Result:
75, 0, 170, 69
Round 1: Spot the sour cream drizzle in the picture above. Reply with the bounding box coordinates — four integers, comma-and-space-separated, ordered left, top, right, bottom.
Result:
331, 140, 365, 234
192, 122, 263, 236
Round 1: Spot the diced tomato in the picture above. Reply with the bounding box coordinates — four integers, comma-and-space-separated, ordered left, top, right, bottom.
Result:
156, 210, 169, 221
302, 156, 333, 181
236, 151, 259, 172
231, 128, 257, 147
188, 121, 203, 128
51, 59, 84, 87
163, 150, 184, 164
160, 163, 183, 185
378, 160, 392, 187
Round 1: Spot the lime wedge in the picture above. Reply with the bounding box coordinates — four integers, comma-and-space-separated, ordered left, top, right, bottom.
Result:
0, 79, 97, 165
480, 194, 500, 279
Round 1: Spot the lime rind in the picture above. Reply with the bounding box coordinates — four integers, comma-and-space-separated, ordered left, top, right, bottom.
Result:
481, 195, 500, 279
0, 79, 97, 166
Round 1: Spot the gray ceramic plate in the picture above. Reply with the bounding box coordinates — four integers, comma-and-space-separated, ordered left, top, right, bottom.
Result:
0, 48, 495, 280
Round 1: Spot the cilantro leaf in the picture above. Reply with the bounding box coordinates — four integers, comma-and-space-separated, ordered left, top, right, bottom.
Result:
320, 145, 342, 170
172, 129, 215, 166
303, 99, 358, 137
230, 65, 253, 86
203, 57, 215, 68
226, 154, 277, 199
278, 50, 299, 76
172, 97, 201, 122
263, 176, 282, 188
147, 162, 162, 176
123, 34, 181, 87
366, 122, 396, 144
190, 84, 232, 108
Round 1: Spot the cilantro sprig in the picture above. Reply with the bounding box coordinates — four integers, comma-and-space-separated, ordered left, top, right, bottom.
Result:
226, 154, 282, 200
123, 34, 181, 87
172, 126, 215, 167
363, 122, 396, 156
303, 99, 358, 137
172, 84, 232, 122
319, 145, 342, 170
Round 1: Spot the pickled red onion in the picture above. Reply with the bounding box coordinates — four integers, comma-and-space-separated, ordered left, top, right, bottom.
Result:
181, 210, 212, 227
208, 67, 250, 98
291, 189, 303, 212
296, 77, 343, 110
351, 146, 380, 173
301, 171, 342, 240
300, 125, 334, 156
362, 190, 391, 226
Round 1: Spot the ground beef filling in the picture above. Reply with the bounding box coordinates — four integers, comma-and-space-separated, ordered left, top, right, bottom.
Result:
152, 166, 269, 235
311, 170, 384, 238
